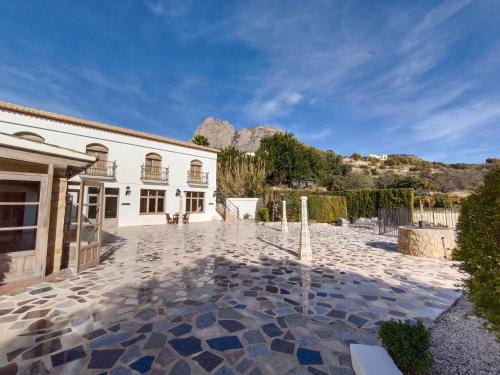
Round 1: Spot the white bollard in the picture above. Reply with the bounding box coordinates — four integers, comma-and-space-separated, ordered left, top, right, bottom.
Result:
299, 196, 312, 262
282, 200, 288, 233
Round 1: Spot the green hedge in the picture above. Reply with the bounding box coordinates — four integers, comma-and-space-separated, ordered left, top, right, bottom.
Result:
453, 166, 500, 333
266, 192, 347, 223
343, 188, 414, 220
267, 188, 414, 221
308, 195, 347, 222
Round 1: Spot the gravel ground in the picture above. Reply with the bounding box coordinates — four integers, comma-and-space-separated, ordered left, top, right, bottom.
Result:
430, 296, 500, 375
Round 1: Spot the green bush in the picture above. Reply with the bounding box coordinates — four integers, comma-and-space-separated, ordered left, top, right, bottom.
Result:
379, 320, 432, 375
308, 195, 347, 223
343, 188, 414, 220
257, 207, 270, 222
453, 166, 500, 332
343, 189, 378, 219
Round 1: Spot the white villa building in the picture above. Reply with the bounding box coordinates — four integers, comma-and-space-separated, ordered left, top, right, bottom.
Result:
0, 101, 219, 285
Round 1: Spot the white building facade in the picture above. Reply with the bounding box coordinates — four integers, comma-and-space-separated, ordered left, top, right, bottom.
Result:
0, 102, 219, 229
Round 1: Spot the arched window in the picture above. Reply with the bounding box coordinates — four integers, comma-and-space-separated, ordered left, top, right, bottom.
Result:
145, 153, 162, 178
189, 160, 203, 183
14, 131, 45, 143
86, 144, 108, 162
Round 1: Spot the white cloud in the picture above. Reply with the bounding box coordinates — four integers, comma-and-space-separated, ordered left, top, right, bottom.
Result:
245, 91, 303, 121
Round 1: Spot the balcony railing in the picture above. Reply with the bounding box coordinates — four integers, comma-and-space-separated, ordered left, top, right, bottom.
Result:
141, 165, 169, 182
82, 160, 116, 178
187, 171, 208, 185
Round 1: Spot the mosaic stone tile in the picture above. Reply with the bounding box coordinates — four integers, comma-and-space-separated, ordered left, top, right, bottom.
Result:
121, 345, 142, 364
155, 347, 176, 366
169, 359, 191, 375
168, 336, 202, 356
129, 355, 154, 373
88, 349, 124, 369
196, 312, 216, 329
206, 336, 243, 352
0, 223, 463, 375
121, 334, 146, 347
51, 345, 87, 367
261, 323, 284, 337
143, 332, 167, 350
270, 338, 295, 354
242, 330, 265, 344
22, 338, 62, 360
248, 344, 269, 357
193, 351, 224, 372
169, 323, 192, 337
297, 348, 323, 365
219, 320, 245, 333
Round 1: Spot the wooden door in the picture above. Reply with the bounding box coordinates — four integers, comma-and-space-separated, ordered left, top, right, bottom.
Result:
76, 181, 103, 272
103, 187, 119, 230
0, 173, 48, 284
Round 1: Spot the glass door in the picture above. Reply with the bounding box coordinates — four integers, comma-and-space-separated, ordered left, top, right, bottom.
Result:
0, 174, 48, 283
76, 182, 103, 272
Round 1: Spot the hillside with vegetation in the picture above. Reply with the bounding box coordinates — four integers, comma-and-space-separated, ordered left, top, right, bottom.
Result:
210, 131, 497, 205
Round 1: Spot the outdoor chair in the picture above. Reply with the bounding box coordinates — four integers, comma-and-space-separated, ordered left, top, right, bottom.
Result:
166, 213, 174, 224
172, 213, 179, 224
183, 213, 190, 224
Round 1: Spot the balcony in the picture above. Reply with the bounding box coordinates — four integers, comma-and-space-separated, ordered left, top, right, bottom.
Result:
187, 171, 208, 186
81, 160, 116, 179
141, 165, 169, 183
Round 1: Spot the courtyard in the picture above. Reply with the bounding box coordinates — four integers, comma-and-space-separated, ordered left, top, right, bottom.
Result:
0, 222, 462, 374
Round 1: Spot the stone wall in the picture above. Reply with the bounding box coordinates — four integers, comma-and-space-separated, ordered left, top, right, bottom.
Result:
398, 227, 455, 259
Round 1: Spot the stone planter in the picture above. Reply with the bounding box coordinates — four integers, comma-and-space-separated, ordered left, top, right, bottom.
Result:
398, 226, 455, 259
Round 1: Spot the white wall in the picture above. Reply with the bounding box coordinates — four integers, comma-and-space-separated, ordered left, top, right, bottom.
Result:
0, 109, 218, 226
226, 198, 262, 219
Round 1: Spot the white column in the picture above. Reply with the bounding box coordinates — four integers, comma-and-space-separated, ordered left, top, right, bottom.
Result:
299, 196, 312, 262
177, 193, 184, 228
281, 199, 288, 233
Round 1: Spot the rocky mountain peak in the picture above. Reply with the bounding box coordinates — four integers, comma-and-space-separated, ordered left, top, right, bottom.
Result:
194, 117, 282, 152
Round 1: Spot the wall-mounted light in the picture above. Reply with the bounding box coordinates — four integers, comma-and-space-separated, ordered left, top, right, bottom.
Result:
176, 188, 181, 197
125, 186, 131, 196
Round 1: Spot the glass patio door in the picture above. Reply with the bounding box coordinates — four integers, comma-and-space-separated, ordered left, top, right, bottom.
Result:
0, 173, 48, 283
76, 182, 103, 272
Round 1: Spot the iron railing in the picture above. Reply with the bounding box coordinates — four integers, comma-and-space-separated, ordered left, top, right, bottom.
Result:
187, 171, 208, 185
141, 165, 169, 182
82, 161, 116, 178
215, 192, 239, 220
378, 207, 410, 236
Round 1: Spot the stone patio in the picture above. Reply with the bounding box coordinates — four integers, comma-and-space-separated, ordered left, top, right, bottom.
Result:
0, 222, 462, 374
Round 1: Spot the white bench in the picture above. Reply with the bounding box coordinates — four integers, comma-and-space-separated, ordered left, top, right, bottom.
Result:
350, 344, 403, 375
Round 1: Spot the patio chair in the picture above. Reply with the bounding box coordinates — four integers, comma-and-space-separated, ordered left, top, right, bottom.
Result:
166, 213, 174, 224
172, 213, 179, 224
183, 213, 190, 224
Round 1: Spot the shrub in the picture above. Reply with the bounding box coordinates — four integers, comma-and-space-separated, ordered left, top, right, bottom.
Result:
379, 320, 432, 375
308, 195, 347, 223
453, 166, 500, 332
257, 207, 270, 222
343, 189, 378, 219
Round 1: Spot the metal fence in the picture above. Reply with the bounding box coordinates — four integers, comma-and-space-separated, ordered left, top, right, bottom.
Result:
378, 208, 410, 236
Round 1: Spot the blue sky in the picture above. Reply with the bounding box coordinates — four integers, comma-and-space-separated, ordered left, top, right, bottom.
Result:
0, 0, 499, 163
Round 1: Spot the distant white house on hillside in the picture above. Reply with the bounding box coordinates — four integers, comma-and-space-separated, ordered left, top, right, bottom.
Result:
368, 154, 388, 160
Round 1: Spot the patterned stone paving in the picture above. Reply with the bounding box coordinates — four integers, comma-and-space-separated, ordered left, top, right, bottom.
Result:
0, 222, 462, 374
